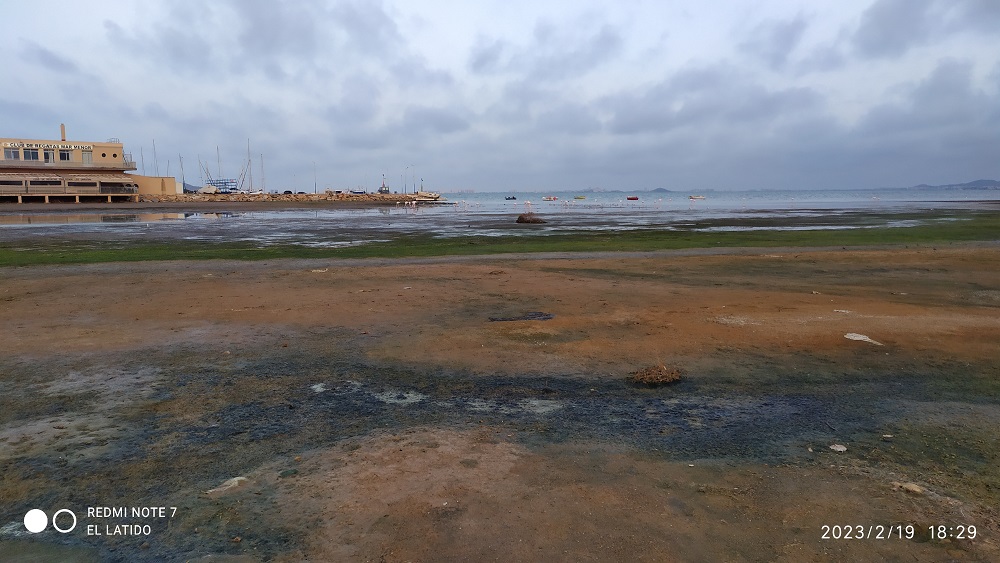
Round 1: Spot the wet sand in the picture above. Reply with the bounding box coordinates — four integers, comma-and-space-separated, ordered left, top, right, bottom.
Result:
1, 246, 998, 561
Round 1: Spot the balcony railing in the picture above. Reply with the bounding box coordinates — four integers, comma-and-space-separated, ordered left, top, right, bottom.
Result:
0, 159, 138, 171
0, 185, 137, 195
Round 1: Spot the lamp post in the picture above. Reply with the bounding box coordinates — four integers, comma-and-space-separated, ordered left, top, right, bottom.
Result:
313, 161, 317, 194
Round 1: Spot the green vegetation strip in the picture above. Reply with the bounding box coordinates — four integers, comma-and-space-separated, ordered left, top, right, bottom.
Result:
1, 212, 998, 266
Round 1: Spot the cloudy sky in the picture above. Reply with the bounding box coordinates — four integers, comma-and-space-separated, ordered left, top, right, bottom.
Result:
2, 0, 998, 192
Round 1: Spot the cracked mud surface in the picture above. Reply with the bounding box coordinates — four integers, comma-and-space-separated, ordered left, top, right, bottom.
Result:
1, 246, 999, 561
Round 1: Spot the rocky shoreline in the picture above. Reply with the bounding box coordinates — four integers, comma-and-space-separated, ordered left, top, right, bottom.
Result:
139, 192, 424, 204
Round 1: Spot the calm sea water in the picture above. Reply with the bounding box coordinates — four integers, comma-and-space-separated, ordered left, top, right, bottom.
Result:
1, 187, 995, 248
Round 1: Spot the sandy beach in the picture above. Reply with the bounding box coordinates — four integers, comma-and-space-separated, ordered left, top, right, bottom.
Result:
1, 245, 999, 561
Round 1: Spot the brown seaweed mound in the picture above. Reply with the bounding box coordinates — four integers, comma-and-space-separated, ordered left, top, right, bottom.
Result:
627, 364, 683, 386
516, 213, 547, 224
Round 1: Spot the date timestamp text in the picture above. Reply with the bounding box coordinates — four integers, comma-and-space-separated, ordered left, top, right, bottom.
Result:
821, 524, 978, 541
821, 524, 914, 540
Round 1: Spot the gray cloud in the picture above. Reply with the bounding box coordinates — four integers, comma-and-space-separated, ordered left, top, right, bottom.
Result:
468, 19, 623, 81
521, 22, 623, 80
605, 65, 823, 135
21, 42, 79, 73
3, 2, 998, 191
481, 79, 562, 126
855, 59, 997, 139
232, 0, 321, 62
325, 73, 382, 126
329, 0, 404, 60
725, 87, 821, 123
851, 0, 1000, 60
103, 0, 416, 83
0, 100, 62, 134
794, 43, 847, 74
944, 0, 1000, 34
391, 56, 454, 89
467, 38, 505, 74
740, 15, 807, 70
535, 104, 603, 136
400, 106, 468, 135
852, 0, 937, 58
573, 52, 1000, 190
104, 18, 217, 76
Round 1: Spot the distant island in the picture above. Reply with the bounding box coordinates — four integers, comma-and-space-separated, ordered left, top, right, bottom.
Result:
909, 179, 999, 189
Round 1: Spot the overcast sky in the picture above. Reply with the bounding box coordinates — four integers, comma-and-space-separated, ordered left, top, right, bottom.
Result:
2, 0, 998, 192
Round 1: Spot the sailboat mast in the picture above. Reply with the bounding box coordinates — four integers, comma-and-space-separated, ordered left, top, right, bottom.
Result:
247, 139, 253, 191
152, 139, 159, 176
179, 155, 185, 190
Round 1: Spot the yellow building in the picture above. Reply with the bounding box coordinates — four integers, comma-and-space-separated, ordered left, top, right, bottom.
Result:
0, 125, 178, 203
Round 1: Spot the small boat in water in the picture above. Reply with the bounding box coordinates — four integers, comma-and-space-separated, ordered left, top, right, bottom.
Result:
413, 191, 443, 202
505, 196, 517, 200
542, 196, 558, 201
573, 195, 586, 200
689, 195, 705, 200
626, 196, 639, 201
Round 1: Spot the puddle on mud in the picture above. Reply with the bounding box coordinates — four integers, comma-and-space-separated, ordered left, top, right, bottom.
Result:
488, 311, 555, 322
372, 389, 428, 405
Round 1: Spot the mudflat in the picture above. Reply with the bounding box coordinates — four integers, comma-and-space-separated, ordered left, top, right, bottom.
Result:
2, 245, 998, 561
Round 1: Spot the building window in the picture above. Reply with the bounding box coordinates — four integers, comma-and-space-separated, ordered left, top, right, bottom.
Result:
23, 149, 40, 161
82, 150, 93, 164
59, 149, 71, 161
44, 149, 55, 163
3, 148, 20, 160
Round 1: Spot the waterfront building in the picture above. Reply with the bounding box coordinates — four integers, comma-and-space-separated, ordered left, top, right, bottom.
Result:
0, 125, 179, 203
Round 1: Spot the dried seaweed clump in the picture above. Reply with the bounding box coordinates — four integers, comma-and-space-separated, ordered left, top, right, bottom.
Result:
627, 364, 683, 386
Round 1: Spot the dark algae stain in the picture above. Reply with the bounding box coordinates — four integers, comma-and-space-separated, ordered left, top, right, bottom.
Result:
488, 311, 555, 322
3, 337, 996, 560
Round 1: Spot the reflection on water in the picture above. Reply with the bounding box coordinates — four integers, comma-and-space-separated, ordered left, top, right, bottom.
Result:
188, 212, 240, 220
0, 213, 186, 225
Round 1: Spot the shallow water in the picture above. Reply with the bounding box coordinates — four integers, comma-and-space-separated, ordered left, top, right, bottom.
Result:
0, 188, 993, 249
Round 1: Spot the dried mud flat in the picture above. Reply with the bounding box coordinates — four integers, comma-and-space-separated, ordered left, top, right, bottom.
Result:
1, 245, 999, 561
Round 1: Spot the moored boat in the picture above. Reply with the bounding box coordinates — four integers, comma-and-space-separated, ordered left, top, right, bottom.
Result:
542, 196, 558, 201
413, 191, 443, 202
626, 196, 639, 201
689, 195, 705, 200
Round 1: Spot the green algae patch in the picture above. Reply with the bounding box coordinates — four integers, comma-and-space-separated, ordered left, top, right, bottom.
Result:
1, 210, 998, 266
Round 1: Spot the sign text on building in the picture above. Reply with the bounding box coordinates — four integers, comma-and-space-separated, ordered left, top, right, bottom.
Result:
2, 142, 95, 150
